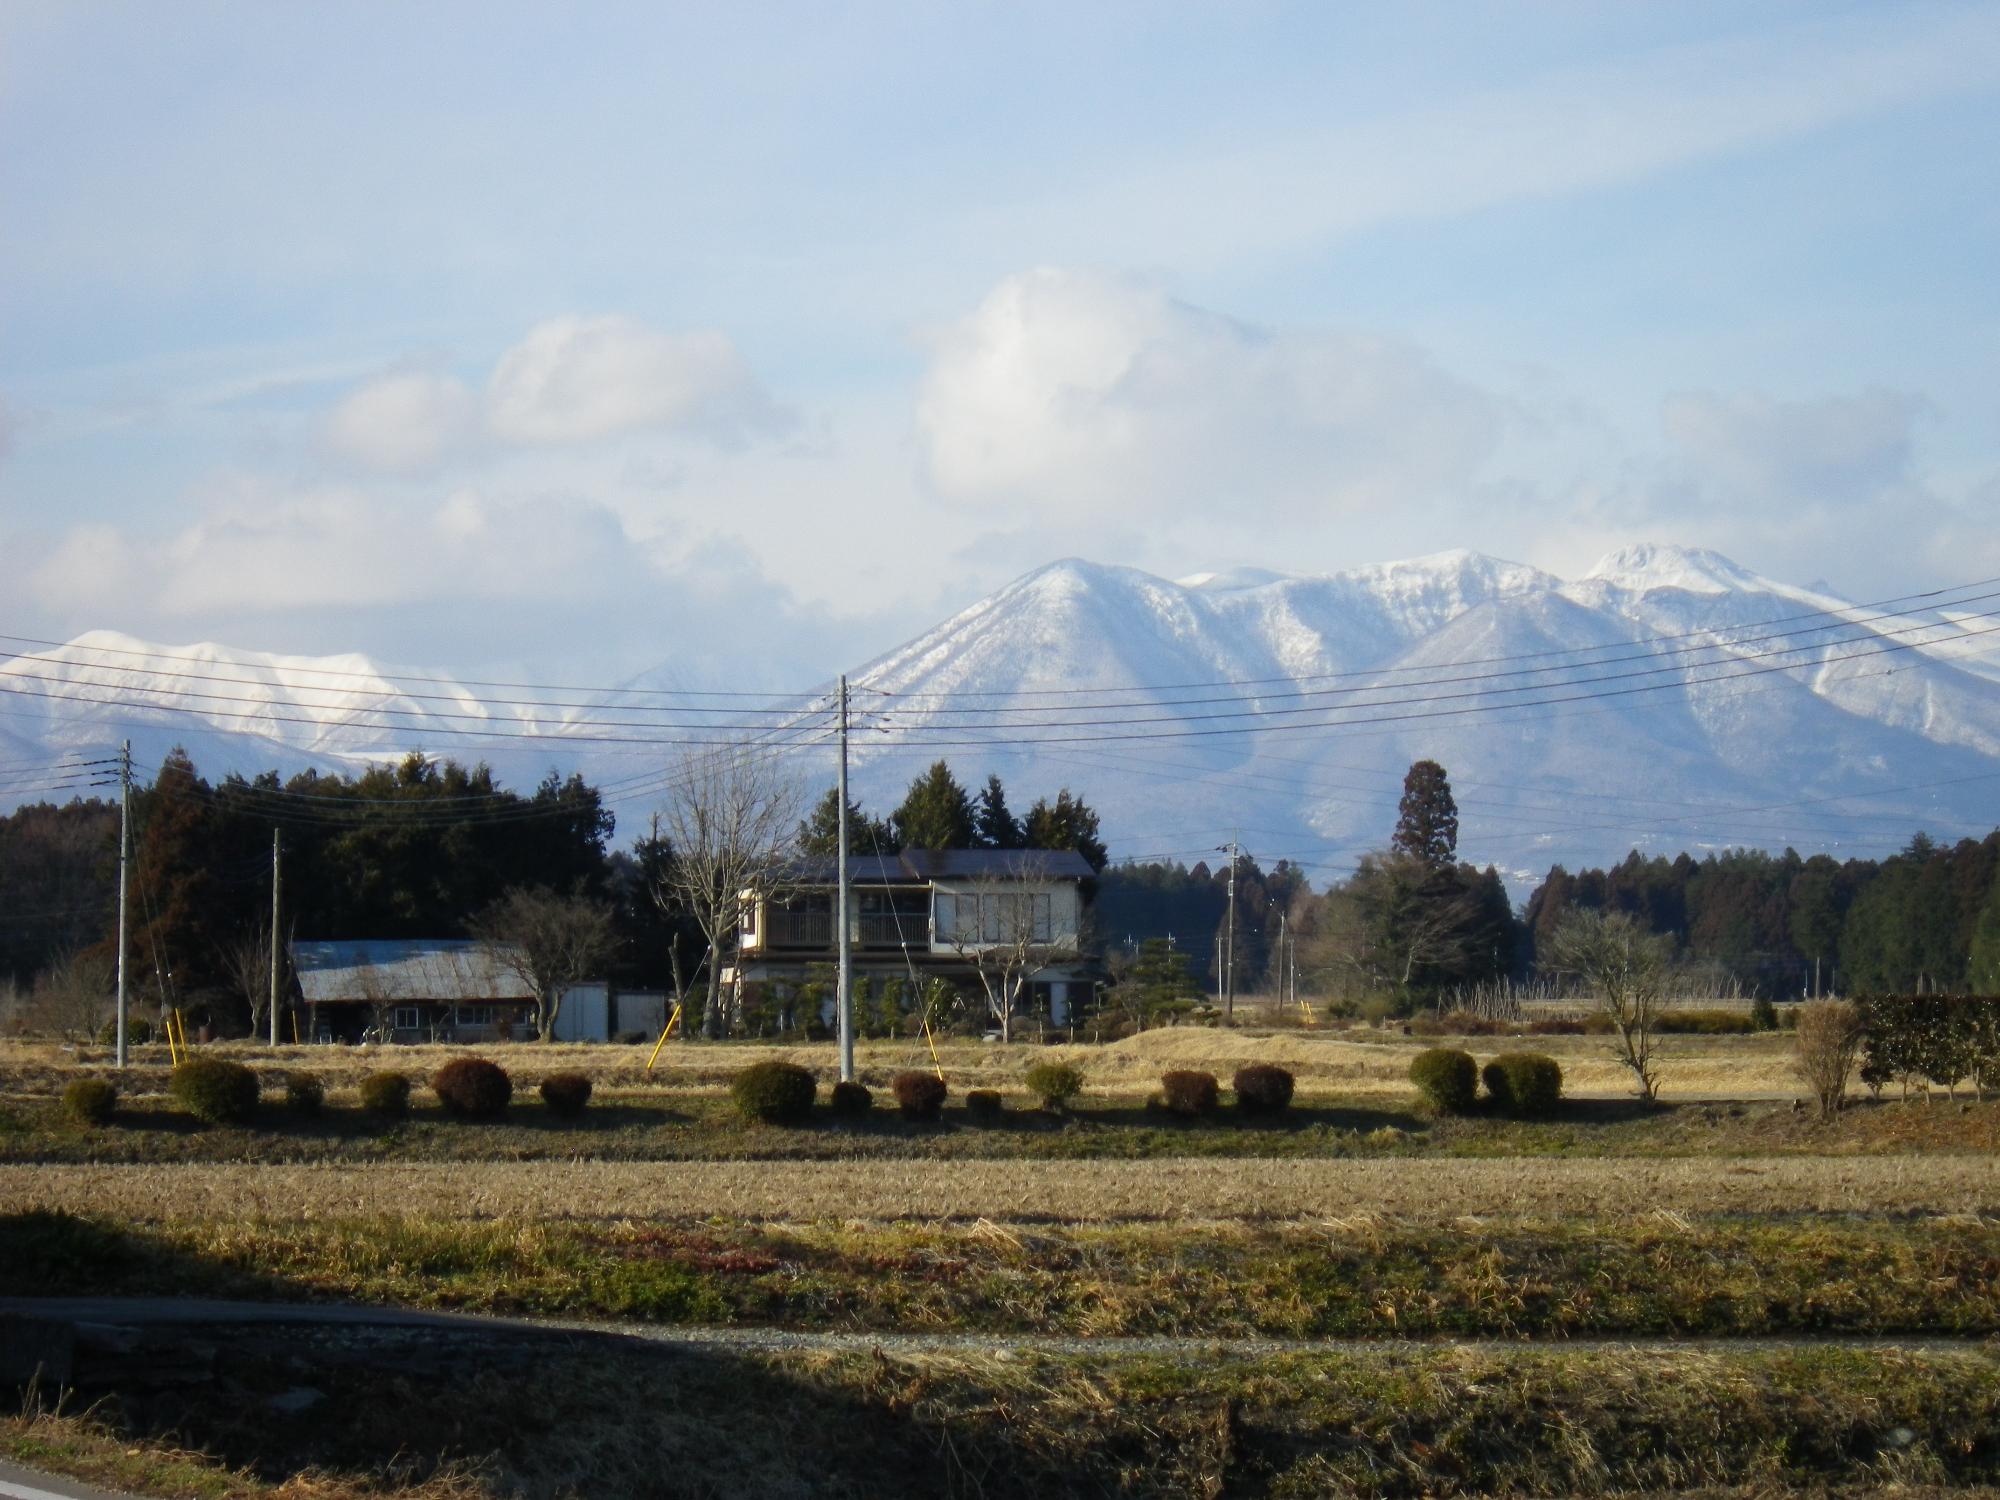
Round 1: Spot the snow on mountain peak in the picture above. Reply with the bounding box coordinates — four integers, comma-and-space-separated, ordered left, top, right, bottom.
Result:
1583, 543, 1765, 595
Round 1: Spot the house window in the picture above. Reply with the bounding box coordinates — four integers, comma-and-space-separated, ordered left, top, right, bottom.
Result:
391, 1005, 424, 1032
742, 902, 758, 938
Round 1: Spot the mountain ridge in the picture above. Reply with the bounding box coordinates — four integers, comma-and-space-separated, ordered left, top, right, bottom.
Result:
5, 543, 1999, 889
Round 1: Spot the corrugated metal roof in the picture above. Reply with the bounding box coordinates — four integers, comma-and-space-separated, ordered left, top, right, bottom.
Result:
289, 939, 534, 1003
781, 849, 1095, 884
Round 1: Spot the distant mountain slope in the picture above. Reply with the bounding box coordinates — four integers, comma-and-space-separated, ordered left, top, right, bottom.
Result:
6, 545, 1999, 889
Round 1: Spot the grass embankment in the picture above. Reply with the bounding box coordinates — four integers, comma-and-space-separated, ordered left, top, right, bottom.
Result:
12, 1333, 2000, 1498
8, 1208, 2000, 1340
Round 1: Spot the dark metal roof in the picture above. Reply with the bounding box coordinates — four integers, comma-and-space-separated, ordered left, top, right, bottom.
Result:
289, 939, 534, 1004
779, 849, 1094, 884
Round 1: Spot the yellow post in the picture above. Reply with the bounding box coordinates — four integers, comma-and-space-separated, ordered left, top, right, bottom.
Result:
645, 1002, 684, 1071
920, 1011, 945, 1081
289, 1011, 301, 1046
164, 1009, 182, 1066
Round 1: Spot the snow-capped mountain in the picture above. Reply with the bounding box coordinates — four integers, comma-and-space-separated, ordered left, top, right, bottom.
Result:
843, 545, 2000, 886
7, 544, 2000, 889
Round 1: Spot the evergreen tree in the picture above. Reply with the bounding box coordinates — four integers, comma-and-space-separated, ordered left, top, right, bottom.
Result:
797, 787, 897, 856
1022, 788, 1109, 871
1969, 871, 2000, 994
973, 774, 1024, 849
1392, 760, 1458, 869
891, 761, 977, 851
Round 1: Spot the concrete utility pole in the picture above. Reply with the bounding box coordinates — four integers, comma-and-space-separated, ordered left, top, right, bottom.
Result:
114, 740, 131, 1069
269, 829, 283, 1046
1220, 840, 1239, 1019
836, 674, 854, 1083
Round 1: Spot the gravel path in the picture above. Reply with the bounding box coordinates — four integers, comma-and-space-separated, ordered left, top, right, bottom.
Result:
4, 1154, 1998, 1222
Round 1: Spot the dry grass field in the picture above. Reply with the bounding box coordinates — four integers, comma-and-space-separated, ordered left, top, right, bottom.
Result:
5, 1151, 1997, 1223
0, 1021, 1812, 1102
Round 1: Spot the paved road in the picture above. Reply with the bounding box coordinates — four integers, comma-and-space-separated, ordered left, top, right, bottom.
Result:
0, 1457, 138, 1500
6, 1295, 1999, 1360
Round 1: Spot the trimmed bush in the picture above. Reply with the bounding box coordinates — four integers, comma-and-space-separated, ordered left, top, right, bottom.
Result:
965, 1088, 1004, 1123
169, 1056, 259, 1125
828, 1079, 873, 1118
1409, 1048, 1477, 1115
730, 1061, 817, 1124
539, 1071, 593, 1118
284, 1071, 325, 1116
1160, 1069, 1220, 1119
1655, 1008, 1756, 1035
62, 1077, 115, 1126
359, 1071, 411, 1118
1023, 1060, 1084, 1111
94, 1017, 154, 1046
432, 1057, 513, 1120
1481, 1052, 1563, 1117
1232, 1064, 1295, 1118
892, 1070, 948, 1122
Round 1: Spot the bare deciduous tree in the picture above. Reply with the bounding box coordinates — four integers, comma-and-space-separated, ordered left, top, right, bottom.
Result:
216, 922, 284, 1039
24, 948, 115, 1041
473, 885, 617, 1041
1795, 999, 1864, 1119
650, 746, 805, 1038
1306, 851, 1481, 997
1545, 908, 1673, 1100
938, 860, 1076, 1044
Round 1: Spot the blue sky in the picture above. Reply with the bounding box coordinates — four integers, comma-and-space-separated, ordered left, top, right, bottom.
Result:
3, 0, 1997, 683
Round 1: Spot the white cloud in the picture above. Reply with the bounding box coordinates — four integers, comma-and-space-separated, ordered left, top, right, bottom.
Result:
485, 315, 788, 447
1663, 389, 1928, 507
917, 267, 1502, 520
321, 369, 477, 474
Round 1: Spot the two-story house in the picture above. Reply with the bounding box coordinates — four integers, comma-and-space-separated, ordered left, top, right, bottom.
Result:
727, 848, 1095, 1028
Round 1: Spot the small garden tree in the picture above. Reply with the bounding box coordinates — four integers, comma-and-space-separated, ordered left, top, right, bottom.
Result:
1545, 908, 1672, 1100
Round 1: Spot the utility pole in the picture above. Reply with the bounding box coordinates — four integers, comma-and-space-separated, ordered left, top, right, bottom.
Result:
836, 674, 854, 1083
114, 740, 131, 1069
269, 828, 283, 1046
1278, 907, 1288, 1013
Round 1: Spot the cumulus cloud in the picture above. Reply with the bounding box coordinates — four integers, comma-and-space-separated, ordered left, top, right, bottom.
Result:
321, 370, 477, 474
485, 315, 789, 447
916, 268, 1503, 520
319, 315, 792, 475
1662, 388, 1928, 506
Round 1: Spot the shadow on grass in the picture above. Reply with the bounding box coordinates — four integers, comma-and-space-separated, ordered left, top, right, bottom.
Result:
0, 1209, 295, 1302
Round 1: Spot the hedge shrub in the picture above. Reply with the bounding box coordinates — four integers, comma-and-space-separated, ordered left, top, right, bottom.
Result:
284, 1071, 325, 1116
1232, 1064, 1295, 1118
1023, 1060, 1084, 1111
892, 1070, 948, 1122
169, 1056, 260, 1125
829, 1079, 873, 1118
1481, 1052, 1563, 1117
1409, 1048, 1477, 1115
731, 1061, 817, 1124
965, 1088, 1004, 1123
1160, 1070, 1220, 1119
62, 1077, 115, 1126
94, 1017, 154, 1046
432, 1057, 513, 1120
1655, 1008, 1756, 1035
539, 1072, 593, 1118
359, 1071, 411, 1118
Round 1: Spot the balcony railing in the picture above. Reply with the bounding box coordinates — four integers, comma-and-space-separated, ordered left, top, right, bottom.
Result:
762, 908, 929, 950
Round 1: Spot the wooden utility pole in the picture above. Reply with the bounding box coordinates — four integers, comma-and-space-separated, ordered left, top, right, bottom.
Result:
114, 740, 131, 1068
1221, 840, 1239, 1019
269, 829, 283, 1046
